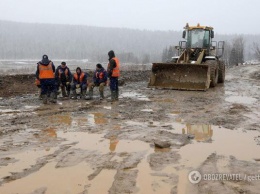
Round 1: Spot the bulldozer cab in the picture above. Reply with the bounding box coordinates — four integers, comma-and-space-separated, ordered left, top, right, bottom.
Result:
186, 29, 210, 49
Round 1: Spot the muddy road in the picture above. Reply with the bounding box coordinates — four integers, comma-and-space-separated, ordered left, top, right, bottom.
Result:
0, 65, 260, 194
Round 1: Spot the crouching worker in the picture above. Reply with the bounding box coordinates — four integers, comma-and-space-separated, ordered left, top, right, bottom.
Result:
71, 67, 87, 99
36, 55, 56, 104
55, 62, 72, 97
86, 63, 107, 100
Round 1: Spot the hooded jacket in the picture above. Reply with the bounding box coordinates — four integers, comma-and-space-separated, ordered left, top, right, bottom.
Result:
107, 50, 120, 78
93, 67, 108, 84
73, 67, 87, 85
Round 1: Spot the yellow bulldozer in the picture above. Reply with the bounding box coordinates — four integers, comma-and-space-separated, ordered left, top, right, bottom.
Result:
148, 23, 225, 91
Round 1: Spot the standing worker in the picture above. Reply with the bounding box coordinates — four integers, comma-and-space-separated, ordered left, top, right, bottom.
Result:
86, 63, 108, 100
55, 62, 72, 98
71, 67, 87, 99
107, 50, 120, 101
36, 54, 56, 104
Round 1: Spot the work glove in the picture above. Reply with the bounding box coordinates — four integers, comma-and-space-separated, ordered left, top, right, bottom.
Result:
66, 82, 70, 86
76, 84, 80, 88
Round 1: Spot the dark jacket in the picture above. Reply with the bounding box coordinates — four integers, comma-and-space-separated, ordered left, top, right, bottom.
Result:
55, 65, 72, 83
107, 50, 116, 78
73, 67, 87, 85
93, 67, 108, 84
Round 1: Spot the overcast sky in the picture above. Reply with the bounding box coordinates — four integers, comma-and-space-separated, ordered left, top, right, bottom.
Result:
0, 0, 259, 34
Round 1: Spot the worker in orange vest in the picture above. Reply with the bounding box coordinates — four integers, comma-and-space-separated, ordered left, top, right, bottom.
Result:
36, 55, 56, 104
107, 50, 120, 101
55, 62, 72, 98
86, 63, 108, 100
71, 67, 87, 99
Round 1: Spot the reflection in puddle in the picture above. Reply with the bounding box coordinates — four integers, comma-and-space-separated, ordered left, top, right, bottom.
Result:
109, 136, 119, 152
182, 124, 213, 142
58, 132, 150, 154
88, 112, 108, 125
179, 126, 260, 167
43, 128, 57, 138
49, 114, 72, 125
225, 96, 257, 104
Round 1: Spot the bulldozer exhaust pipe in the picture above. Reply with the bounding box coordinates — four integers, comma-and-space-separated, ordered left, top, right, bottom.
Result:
148, 63, 210, 91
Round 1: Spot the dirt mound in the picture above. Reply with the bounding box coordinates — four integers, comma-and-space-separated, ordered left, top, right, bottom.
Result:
0, 74, 38, 97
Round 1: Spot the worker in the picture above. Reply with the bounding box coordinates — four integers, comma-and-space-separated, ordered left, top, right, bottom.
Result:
71, 67, 87, 99
55, 62, 72, 97
107, 50, 120, 101
86, 63, 107, 100
36, 54, 56, 104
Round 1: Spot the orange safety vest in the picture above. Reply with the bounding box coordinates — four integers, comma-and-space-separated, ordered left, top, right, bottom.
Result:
96, 71, 104, 79
74, 72, 85, 83
108, 57, 120, 77
39, 62, 54, 79
59, 68, 69, 78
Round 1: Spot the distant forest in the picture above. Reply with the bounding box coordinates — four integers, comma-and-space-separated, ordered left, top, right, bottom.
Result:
1, 20, 260, 65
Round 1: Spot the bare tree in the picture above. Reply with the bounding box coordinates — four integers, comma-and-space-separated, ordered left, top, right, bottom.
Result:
252, 42, 260, 60
229, 36, 245, 66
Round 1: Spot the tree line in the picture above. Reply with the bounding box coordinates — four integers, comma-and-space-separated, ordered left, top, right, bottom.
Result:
0, 20, 180, 63
1, 20, 260, 65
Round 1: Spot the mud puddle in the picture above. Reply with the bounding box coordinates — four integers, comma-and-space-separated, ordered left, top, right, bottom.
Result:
0, 131, 152, 194
120, 91, 150, 101
0, 121, 259, 194
225, 96, 257, 104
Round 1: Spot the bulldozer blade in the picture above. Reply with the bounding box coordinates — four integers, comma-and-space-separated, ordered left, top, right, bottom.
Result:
148, 63, 210, 91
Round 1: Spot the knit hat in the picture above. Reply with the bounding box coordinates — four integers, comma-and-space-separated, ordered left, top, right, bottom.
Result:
96, 63, 102, 68
41, 54, 50, 65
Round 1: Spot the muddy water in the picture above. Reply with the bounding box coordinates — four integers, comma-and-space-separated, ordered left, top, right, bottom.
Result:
0, 124, 260, 193
120, 91, 150, 101
1, 100, 260, 194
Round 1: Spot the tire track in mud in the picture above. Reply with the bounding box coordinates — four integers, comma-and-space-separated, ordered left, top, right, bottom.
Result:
0, 143, 76, 186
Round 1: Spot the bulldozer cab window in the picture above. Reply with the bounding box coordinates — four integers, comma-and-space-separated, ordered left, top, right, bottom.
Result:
187, 29, 210, 48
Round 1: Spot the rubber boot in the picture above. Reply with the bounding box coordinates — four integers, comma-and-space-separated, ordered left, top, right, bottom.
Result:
82, 90, 87, 99
107, 91, 116, 102
71, 90, 77, 99
39, 93, 43, 100
85, 90, 93, 100
61, 87, 66, 97
50, 92, 57, 103
115, 90, 119, 101
42, 94, 47, 104
99, 91, 105, 100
